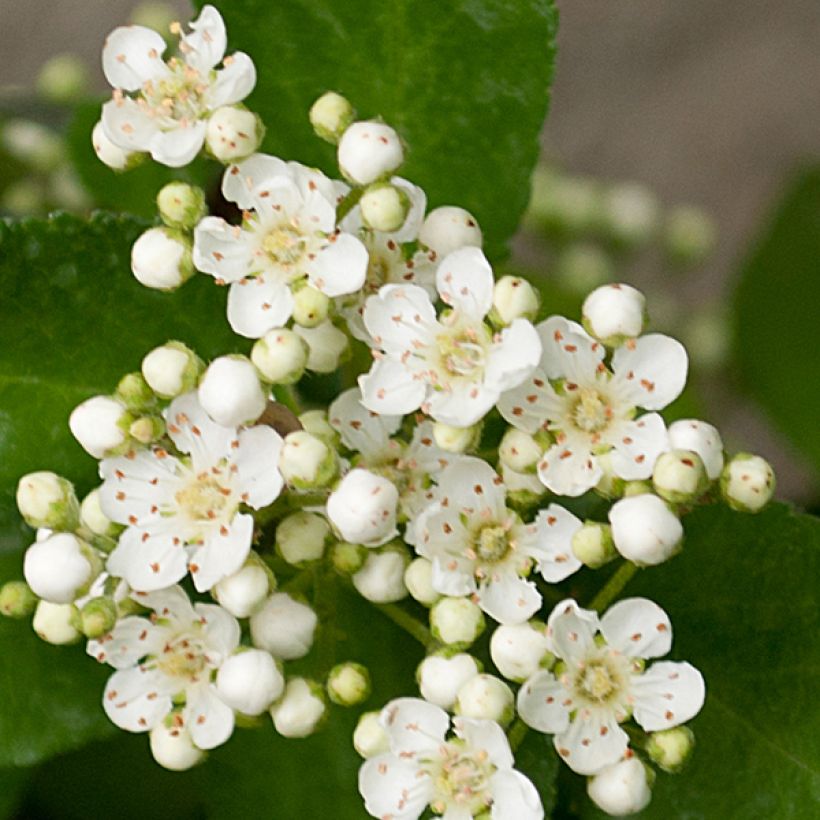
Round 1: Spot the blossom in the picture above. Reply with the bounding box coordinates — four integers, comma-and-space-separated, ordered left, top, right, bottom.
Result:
100, 391, 283, 592
414, 457, 583, 624
359, 697, 543, 820
499, 316, 687, 496
359, 247, 541, 426
517, 598, 705, 775
193, 154, 368, 338
88, 586, 240, 750
100, 5, 256, 167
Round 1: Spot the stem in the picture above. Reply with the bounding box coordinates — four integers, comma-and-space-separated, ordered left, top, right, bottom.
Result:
507, 718, 529, 751
335, 186, 364, 223
272, 384, 301, 415
589, 561, 639, 612
282, 569, 313, 596
374, 602, 433, 648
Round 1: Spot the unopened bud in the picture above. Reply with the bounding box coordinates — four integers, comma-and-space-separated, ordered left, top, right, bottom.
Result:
294, 320, 350, 373
582, 284, 647, 346
250, 593, 317, 660
69, 395, 129, 458
419, 206, 482, 257
490, 276, 539, 326
587, 756, 654, 816
327, 469, 398, 546
276, 511, 329, 566
652, 449, 709, 504
298, 409, 338, 446
198, 355, 267, 427
417, 652, 480, 710
667, 419, 724, 481
157, 181, 207, 230
251, 329, 309, 384
327, 662, 371, 706
80, 488, 120, 538
211, 552, 274, 618
270, 678, 327, 738
338, 121, 404, 186
432, 421, 481, 454
571, 521, 617, 569
352, 547, 409, 603
142, 341, 203, 399
80, 596, 118, 639
216, 649, 284, 716
291, 284, 330, 328
330, 541, 368, 575
430, 597, 485, 648
115, 372, 154, 412
404, 557, 441, 607
24, 533, 100, 604
646, 725, 695, 773
309, 91, 355, 144
720, 453, 775, 513
92, 120, 137, 171
501, 463, 546, 510
609, 494, 683, 566
0, 581, 37, 619
32, 601, 81, 645
205, 105, 263, 163
359, 182, 410, 232
131, 227, 194, 291
490, 622, 553, 683
149, 720, 205, 771
353, 711, 389, 758
455, 674, 514, 726
280, 431, 338, 490
129, 415, 165, 445
499, 428, 543, 473
16, 471, 79, 531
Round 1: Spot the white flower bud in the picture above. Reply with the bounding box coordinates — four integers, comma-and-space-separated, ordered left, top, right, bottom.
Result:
668, 419, 724, 481
352, 548, 409, 603
115, 372, 154, 412
498, 428, 543, 473
419, 206, 482, 257
156, 181, 207, 230
455, 674, 514, 726
331, 541, 368, 575
430, 597, 485, 647
609, 494, 683, 566
24, 533, 98, 604
212, 553, 273, 618
327, 469, 399, 546
291, 284, 331, 328
16, 471, 79, 531
92, 120, 136, 170
582, 283, 647, 345
646, 725, 695, 773
310, 91, 356, 143
216, 649, 284, 716
250, 593, 318, 660
150, 721, 206, 771
142, 341, 203, 399
80, 488, 119, 538
491, 276, 539, 325
571, 521, 617, 569
32, 601, 81, 645
603, 183, 660, 248
294, 320, 350, 373
587, 756, 653, 817
327, 662, 371, 706
298, 409, 338, 445
270, 678, 327, 738
251, 329, 309, 384
337, 121, 404, 185
652, 449, 709, 504
359, 183, 410, 232
353, 711, 389, 758
198, 355, 267, 427
404, 557, 440, 607
432, 421, 481, 454
79, 596, 118, 639
417, 652, 480, 710
69, 395, 128, 458
131, 227, 194, 291
276, 511, 329, 565
0, 581, 38, 619
490, 622, 553, 683
720, 453, 775, 513
280, 431, 338, 490
205, 105, 263, 163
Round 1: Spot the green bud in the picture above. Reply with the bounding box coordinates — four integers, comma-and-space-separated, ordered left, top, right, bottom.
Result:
652, 449, 709, 504
0, 581, 38, 618
128, 415, 166, 445
252, 329, 309, 385
276, 511, 330, 566
571, 522, 617, 569
280, 431, 338, 489
157, 181, 207, 230
432, 421, 482, 454
16, 471, 80, 531
623, 480, 653, 498
331, 541, 368, 575
430, 597, 485, 648
359, 182, 410, 233
326, 662, 371, 706
298, 409, 339, 447
309, 91, 356, 144
115, 372, 155, 412
291, 283, 330, 328
141, 341, 204, 399
646, 725, 695, 773
80, 596, 118, 639
720, 453, 775, 513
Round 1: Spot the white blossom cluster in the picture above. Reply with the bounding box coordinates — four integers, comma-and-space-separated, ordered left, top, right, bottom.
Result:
0, 5, 779, 818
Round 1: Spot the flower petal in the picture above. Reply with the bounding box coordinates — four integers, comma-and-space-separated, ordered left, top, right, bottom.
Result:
425, 382, 499, 428
600, 598, 672, 659
329, 387, 402, 456
231, 425, 285, 508
516, 670, 571, 734
478, 572, 541, 626
359, 358, 427, 416
184, 683, 235, 749
554, 711, 628, 775
611, 333, 688, 411
537, 441, 602, 497
193, 216, 256, 282
306, 233, 368, 297
453, 717, 514, 770
546, 599, 600, 663
194, 602, 241, 659
222, 153, 290, 209
489, 770, 544, 820
87, 616, 163, 669
102, 25, 169, 91
102, 666, 172, 732
359, 753, 433, 820
435, 458, 507, 521
363, 284, 437, 357
132, 585, 197, 624
537, 316, 604, 382
631, 661, 705, 731
380, 697, 449, 757
294, 320, 349, 374
609, 412, 669, 480
498, 369, 559, 435
436, 246, 494, 320
101, 97, 158, 152
148, 121, 208, 168
206, 52, 256, 107
227, 276, 294, 338
181, 4, 227, 73
485, 319, 542, 393
522, 504, 583, 583
165, 391, 234, 470
188, 512, 254, 592
106, 529, 188, 592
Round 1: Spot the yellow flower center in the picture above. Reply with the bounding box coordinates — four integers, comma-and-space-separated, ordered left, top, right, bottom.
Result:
572, 387, 611, 433
262, 224, 307, 270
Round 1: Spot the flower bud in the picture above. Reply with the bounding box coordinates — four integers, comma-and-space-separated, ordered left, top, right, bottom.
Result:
417, 652, 480, 710
353, 711, 389, 758
667, 419, 724, 481
270, 678, 327, 738
603, 183, 660, 248
646, 725, 695, 772
330, 541, 368, 575
419, 206, 482, 257
131, 227, 194, 291
205, 105, 264, 163
432, 421, 481, 454
501, 463, 545, 510
198, 355, 267, 427
24, 533, 99, 604
142, 341, 204, 399
37, 54, 89, 102
0, 581, 38, 619
251, 329, 309, 384
276, 511, 330, 566
594, 450, 627, 500
652, 449, 709, 504
129, 415, 165, 445
280, 431, 338, 490
327, 662, 371, 706
352, 547, 409, 603
16, 471, 79, 531
92, 120, 137, 171
455, 674, 514, 726
149, 720, 205, 771
720, 453, 775, 513
69, 395, 129, 458
430, 597, 485, 647
250, 593, 317, 660
498, 428, 543, 474
582, 284, 647, 346
337, 121, 404, 185
327, 469, 399, 546
115, 372, 155, 412
359, 182, 410, 232
298, 409, 338, 446
490, 622, 553, 683
79, 596, 118, 639
571, 521, 617, 569
490, 276, 540, 326
216, 648, 285, 716
609, 494, 683, 566
310, 91, 356, 143
587, 756, 654, 817
32, 601, 81, 645
404, 557, 440, 607
664, 206, 717, 268
211, 553, 274, 618
156, 181, 207, 230
294, 320, 350, 373
291, 284, 330, 328
79, 488, 120, 539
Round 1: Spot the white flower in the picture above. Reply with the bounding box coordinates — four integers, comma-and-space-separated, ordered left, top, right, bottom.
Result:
24, 533, 98, 604
100, 391, 283, 592
327, 469, 399, 547
337, 121, 404, 185
100, 5, 256, 167
92, 119, 134, 170
360, 247, 541, 426
69, 395, 129, 458
193, 154, 368, 338
215, 648, 284, 716
582, 284, 646, 344
197, 355, 267, 428
415, 458, 583, 625
517, 598, 705, 775
499, 316, 687, 496
587, 755, 653, 816
418, 205, 483, 258
88, 586, 240, 750
249, 593, 318, 660
359, 698, 543, 820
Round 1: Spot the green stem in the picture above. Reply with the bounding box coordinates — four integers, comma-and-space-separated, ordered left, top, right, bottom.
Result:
589, 561, 639, 612
507, 718, 529, 751
272, 384, 301, 415
335, 186, 364, 223
282, 569, 313, 596
374, 602, 433, 648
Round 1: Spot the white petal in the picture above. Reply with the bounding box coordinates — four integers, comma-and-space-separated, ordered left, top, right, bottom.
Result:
436, 246, 494, 320
537, 316, 604, 382
231, 425, 285, 508
222, 153, 290, 209
435, 458, 506, 522
516, 671, 571, 734
363, 284, 437, 357
182, 4, 227, 73
497, 369, 558, 435
106, 529, 188, 592
227, 276, 294, 338
289, 162, 339, 215
405, 421, 456, 474
103, 666, 172, 732
87, 616, 163, 669
485, 319, 542, 393
207, 52, 256, 107
297, 188, 337, 235
380, 697, 449, 757
537, 441, 602, 497
453, 717, 514, 770
101, 97, 158, 152
102, 25, 169, 91
294, 321, 349, 374
425, 383, 499, 428
165, 391, 234, 470
184, 684, 235, 749
383, 177, 427, 243
188, 512, 254, 592
329, 387, 402, 456
522, 505, 583, 583
359, 358, 427, 416
600, 598, 672, 659
430, 554, 476, 597
148, 122, 207, 168
554, 712, 628, 775
489, 770, 544, 820
194, 602, 241, 659
306, 233, 368, 297
477, 572, 541, 625
359, 753, 433, 820
133, 585, 197, 624
609, 413, 669, 480
611, 333, 688, 411
631, 661, 705, 731
547, 599, 600, 663
193, 216, 256, 282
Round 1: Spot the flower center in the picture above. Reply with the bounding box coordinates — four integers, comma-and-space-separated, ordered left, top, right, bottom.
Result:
155, 633, 207, 681
427, 741, 496, 815
262, 224, 307, 269
475, 524, 510, 563
366, 253, 392, 294
571, 387, 611, 433
140, 58, 208, 124
175, 472, 233, 524
573, 653, 630, 706
436, 323, 490, 380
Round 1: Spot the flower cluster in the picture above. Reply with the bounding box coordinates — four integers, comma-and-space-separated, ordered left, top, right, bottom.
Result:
0, 6, 778, 817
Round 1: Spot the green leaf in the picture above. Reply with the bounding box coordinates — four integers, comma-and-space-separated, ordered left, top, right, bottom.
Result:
194, 0, 558, 260
734, 167, 820, 479
0, 766, 32, 818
